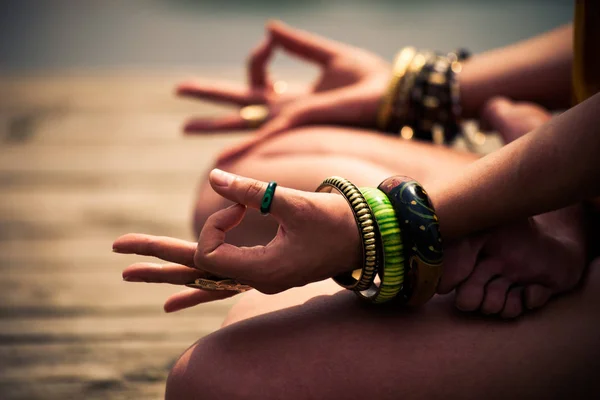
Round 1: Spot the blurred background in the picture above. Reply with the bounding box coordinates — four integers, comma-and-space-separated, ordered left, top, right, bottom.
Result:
0, 1, 572, 399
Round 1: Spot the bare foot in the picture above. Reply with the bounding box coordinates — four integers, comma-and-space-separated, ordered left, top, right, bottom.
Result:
437, 97, 588, 318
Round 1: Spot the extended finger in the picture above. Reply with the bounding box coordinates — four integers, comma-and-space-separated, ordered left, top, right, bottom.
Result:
113, 233, 196, 268
268, 20, 342, 63
176, 80, 267, 106
183, 114, 251, 134
248, 36, 275, 89
122, 262, 207, 284
164, 288, 238, 313
248, 20, 343, 90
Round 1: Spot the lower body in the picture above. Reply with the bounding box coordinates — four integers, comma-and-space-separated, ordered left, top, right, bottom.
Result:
169, 106, 599, 398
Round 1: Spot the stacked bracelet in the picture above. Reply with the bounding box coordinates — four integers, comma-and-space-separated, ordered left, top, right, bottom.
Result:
377, 47, 417, 131
316, 177, 379, 291
318, 175, 443, 306
379, 47, 470, 144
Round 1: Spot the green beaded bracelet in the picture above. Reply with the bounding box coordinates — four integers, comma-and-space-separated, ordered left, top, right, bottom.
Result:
357, 187, 405, 304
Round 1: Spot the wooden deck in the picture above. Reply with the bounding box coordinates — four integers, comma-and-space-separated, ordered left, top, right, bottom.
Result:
0, 70, 501, 399
0, 71, 248, 399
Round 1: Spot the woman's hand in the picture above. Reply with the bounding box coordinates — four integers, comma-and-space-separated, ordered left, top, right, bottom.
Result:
435, 97, 587, 318
177, 20, 391, 163
113, 169, 361, 312
437, 207, 586, 318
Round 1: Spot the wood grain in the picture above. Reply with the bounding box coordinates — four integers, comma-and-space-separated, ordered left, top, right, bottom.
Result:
0, 72, 241, 400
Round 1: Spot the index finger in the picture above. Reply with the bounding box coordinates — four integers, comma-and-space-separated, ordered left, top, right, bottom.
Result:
248, 20, 343, 89
113, 233, 197, 268
268, 20, 341, 64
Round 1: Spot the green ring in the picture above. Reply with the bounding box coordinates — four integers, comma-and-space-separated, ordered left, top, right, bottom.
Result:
260, 181, 277, 215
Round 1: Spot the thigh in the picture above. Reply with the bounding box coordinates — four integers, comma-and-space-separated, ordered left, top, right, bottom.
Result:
166, 261, 600, 400
194, 126, 478, 243
222, 126, 478, 186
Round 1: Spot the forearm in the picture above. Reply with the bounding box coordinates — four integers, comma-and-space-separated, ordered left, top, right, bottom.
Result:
460, 24, 573, 117
432, 92, 600, 240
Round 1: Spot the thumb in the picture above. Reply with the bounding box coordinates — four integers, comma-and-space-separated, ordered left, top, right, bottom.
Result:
208, 169, 304, 222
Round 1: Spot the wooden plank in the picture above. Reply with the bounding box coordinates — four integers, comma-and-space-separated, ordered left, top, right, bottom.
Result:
0, 170, 202, 192
0, 111, 248, 146
0, 69, 310, 113
23, 113, 234, 145
0, 70, 287, 400
0, 381, 166, 400
0, 313, 227, 340
0, 143, 225, 173
0, 189, 195, 240
0, 238, 178, 265
0, 267, 238, 311
0, 340, 192, 399
0, 70, 241, 113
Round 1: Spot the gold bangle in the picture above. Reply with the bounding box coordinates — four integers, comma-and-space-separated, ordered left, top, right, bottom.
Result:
393, 50, 434, 136
316, 176, 379, 291
376, 46, 416, 131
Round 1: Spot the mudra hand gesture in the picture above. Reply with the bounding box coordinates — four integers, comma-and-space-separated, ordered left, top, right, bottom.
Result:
113, 169, 361, 312
177, 20, 391, 163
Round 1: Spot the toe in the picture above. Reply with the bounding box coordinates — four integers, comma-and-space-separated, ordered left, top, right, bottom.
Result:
501, 286, 525, 319
524, 284, 552, 310
455, 258, 501, 312
481, 276, 512, 315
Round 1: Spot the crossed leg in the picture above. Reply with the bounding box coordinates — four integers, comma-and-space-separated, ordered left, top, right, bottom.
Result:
168, 121, 595, 398
166, 260, 600, 399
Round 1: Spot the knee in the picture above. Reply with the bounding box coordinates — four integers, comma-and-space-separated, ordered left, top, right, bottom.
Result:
165, 337, 233, 399
165, 330, 273, 400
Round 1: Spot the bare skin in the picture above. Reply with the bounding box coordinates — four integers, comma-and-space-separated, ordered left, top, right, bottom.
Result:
115, 98, 587, 318
111, 21, 595, 398
177, 22, 573, 163
163, 260, 600, 400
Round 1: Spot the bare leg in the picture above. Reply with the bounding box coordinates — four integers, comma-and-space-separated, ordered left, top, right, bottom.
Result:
166, 260, 600, 400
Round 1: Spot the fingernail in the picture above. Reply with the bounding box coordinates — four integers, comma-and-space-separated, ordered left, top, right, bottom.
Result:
123, 276, 144, 282
210, 169, 235, 187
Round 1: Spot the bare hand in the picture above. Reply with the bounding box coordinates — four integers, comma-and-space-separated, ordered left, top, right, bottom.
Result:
114, 169, 361, 312
437, 98, 587, 318
176, 20, 391, 163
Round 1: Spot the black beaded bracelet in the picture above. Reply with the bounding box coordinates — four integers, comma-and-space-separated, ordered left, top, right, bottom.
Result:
383, 48, 470, 144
